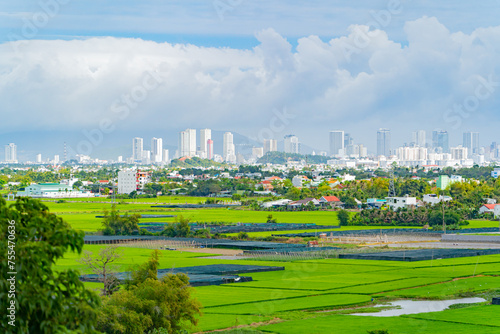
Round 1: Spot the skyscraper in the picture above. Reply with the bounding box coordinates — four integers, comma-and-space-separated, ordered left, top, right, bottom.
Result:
132, 138, 143, 161
223, 132, 236, 162
4, 143, 17, 163
263, 139, 277, 154
432, 130, 449, 153
377, 129, 391, 157
207, 139, 214, 160
199, 129, 211, 158
284, 135, 300, 154
463, 131, 479, 158
412, 130, 426, 147
151, 137, 163, 163
179, 129, 197, 157
329, 130, 344, 156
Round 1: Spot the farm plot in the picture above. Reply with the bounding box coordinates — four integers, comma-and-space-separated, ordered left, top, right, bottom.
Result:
259, 313, 500, 334
406, 304, 500, 327
204, 293, 372, 315
381, 276, 500, 299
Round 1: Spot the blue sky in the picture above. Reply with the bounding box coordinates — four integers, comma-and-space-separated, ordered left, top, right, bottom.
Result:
2, 1, 500, 160
3, 1, 500, 48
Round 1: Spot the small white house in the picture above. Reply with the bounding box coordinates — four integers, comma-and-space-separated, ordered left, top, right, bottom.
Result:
386, 195, 417, 210
479, 204, 499, 215
423, 194, 452, 205
494, 205, 500, 218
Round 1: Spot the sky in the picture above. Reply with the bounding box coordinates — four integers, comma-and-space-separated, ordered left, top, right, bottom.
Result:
2, 0, 500, 160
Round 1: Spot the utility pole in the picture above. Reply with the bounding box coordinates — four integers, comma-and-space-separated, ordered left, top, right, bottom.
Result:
388, 163, 396, 197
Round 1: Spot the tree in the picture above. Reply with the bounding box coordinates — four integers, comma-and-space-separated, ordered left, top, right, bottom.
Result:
102, 204, 140, 235
266, 214, 277, 223
99, 250, 202, 334
0, 197, 100, 334
98, 275, 202, 334
162, 215, 191, 237
337, 209, 350, 226
126, 250, 160, 288
78, 246, 122, 296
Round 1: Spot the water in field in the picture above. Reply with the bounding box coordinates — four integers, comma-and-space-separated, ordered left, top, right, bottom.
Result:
351, 297, 485, 317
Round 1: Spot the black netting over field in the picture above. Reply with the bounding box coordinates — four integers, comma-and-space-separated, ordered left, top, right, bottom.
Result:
138, 222, 340, 234
243, 247, 340, 255
80, 264, 283, 286
277, 227, 500, 238
339, 249, 500, 262
84, 235, 313, 250
493, 298, 500, 305
96, 214, 177, 218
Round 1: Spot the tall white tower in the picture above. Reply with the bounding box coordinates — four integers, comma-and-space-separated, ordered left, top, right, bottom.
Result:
199, 129, 212, 158
151, 137, 163, 163
223, 132, 236, 162
132, 137, 143, 161
5, 143, 18, 163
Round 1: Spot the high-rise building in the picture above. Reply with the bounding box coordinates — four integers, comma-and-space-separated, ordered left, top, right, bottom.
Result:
451, 146, 468, 160
199, 129, 211, 158
132, 137, 143, 162
207, 139, 214, 160
223, 132, 236, 163
151, 137, 163, 163
162, 149, 169, 163
54, 155, 60, 164
36, 154, 42, 164
432, 130, 449, 153
329, 130, 344, 156
5, 143, 17, 163
179, 129, 196, 157
263, 139, 277, 154
252, 147, 264, 159
377, 129, 391, 157
463, 131, 479, 158
284, 135, 300, 154
412, 130, 426, 147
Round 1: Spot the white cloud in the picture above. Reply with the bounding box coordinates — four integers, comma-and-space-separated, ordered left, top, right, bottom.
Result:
1, 17, 500, 152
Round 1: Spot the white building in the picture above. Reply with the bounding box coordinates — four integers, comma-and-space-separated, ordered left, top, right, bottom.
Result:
162, 149, 170, 164
132, 137, 143, 162
386, 195, 417, 210
151, 137, 163, 163
36, 154, 42, 163
199, 129, 211, 158
5, 143, 17, 163
118, 170, 138, 194
329, 130, 344, 157
492, 168, 500, 179
412, 130, 426, 147
263, 139, 277, 154
450, 146, 468, 160
284, 135, 300, 154
396, 146, 428, 162
252, 147, 264, 159
223, 132, 236, 163
292, 175, 308, 187
17, 183, 93, 198
423, 194, 452, 205
179, 129, 197, 157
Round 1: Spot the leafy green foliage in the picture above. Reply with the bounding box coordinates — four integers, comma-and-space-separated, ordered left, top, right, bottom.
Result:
0, 197, 100, 334
162, 215, 191, 237
99, 250, 201, 334
337, 209, 350, 226
101, 204, 140, 235
126, 250, 160, 288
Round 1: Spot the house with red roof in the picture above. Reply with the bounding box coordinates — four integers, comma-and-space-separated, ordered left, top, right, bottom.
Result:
479, 204, 499, 214
318, 195, 343, 208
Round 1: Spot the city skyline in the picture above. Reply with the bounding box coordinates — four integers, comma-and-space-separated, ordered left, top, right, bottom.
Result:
3, 128, 498, 164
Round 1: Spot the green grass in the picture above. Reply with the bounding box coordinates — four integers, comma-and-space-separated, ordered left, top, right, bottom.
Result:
204, 294, 372, 315
381, 276, 500, 299
259, 312, 500, 334
407, 304, 500, 327
466, 219, 500, 228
